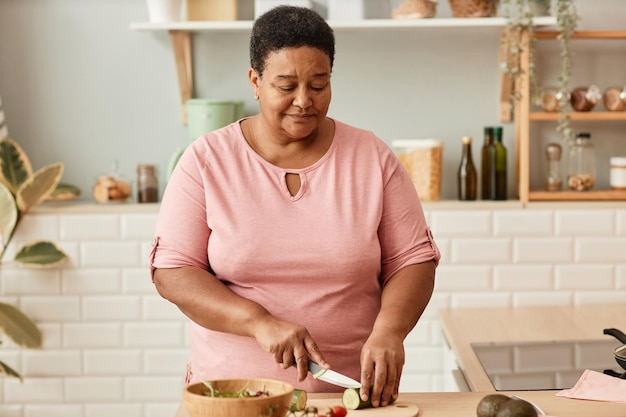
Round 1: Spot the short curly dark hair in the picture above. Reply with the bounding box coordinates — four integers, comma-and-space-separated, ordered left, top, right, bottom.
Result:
250, 6, 335, 77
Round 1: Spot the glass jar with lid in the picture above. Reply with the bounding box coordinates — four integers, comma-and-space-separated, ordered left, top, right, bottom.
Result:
567, 132, 596, 191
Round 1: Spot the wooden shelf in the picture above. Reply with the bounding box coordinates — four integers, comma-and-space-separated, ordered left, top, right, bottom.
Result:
130, 17, 557, 124
529, 111, 626, 121
529, 189, 626, 201
517, 30, 626, 205
130, 16, 557, 32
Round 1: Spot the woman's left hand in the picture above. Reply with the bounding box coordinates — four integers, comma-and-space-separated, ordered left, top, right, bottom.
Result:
359, 329, 404, 407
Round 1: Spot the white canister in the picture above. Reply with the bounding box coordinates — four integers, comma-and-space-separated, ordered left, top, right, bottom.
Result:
610, 157, 626, 190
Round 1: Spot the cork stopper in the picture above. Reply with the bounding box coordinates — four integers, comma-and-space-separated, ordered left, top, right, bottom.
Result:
462, 136, 472, 145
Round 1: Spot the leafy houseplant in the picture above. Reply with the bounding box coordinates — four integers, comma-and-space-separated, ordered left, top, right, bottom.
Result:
0, 137, 68, 379
500, 0, 579, 144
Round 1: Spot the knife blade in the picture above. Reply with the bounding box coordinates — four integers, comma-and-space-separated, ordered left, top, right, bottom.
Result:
304, 360, 362, 389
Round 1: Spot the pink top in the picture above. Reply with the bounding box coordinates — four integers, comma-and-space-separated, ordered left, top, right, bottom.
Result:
150, 119, 440, 392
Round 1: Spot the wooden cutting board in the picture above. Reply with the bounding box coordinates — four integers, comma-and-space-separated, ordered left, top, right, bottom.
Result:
307, 398, 419, 417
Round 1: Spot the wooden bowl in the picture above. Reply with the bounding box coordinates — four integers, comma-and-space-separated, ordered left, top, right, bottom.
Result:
183, 378, 294, 417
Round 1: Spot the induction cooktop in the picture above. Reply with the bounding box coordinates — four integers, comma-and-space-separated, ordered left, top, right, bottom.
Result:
471, 339, 622, 391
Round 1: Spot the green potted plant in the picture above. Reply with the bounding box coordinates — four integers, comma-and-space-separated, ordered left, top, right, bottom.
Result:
0, 136, 69, 379
500, 0, 579, 143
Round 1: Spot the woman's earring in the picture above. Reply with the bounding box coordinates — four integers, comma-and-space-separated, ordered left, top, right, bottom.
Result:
254, 93, 259, 101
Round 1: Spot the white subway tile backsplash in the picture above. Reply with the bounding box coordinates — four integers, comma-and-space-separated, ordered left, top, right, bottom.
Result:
62, 269, 121, 294
143, 349, 188, 375
617, 210, 626, 235
575, 237, 626, 262
513, 238, 573, 263
555, 265, 614, 289
450, 238, 512, 264
22, 350, 82, 376
574, 290, 626, 305
80, 242, 141, 267
1, 268, 61, 295
4, 378, 64, 403
20, 296, 80, 321
0, 405, 22, 417
40, 323, 63, 348
82, 296, 141, 321
61, 215, 120, 240
122, 269, 156, 294
14, 214, 60, 242
493, 265, 553, 290
83, 351, 142, 375
430, 211, 492, 236
493, 210, 553, 236
24, 405, 82, 417
434, 265, 491, 291
121, 214, 158, 239
84, 404, 143, 417
63, 323, 122, 348
403, 346, 443, 373
512, 291, 572, 307
450, 292, 511, 308
145, 403, 182, 417
124, 377, 184, 401
64, 377, 124, 401
555, 210, 615, 236
123, 323, 186, 347
404, 320, 432, 346
6, 205, 625, 415
617, 265, 626, 289
142, 295, 186, 320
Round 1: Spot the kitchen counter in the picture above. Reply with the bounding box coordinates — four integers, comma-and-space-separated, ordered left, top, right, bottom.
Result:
438, 304, 626, 392
174, 390, 626, 416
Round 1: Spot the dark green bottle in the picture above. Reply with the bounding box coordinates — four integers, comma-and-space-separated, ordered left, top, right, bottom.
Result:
458, 136, 477, 201
494, 126, 507, 200
481, 127, 496, 200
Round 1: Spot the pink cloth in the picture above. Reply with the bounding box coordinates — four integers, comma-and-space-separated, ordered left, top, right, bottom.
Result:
557, 369, 626, 403
150, 119, 440, 392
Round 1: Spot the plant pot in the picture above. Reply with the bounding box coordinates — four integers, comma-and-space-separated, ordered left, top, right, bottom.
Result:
146, 0, 183, 23
448, 0, 498, 17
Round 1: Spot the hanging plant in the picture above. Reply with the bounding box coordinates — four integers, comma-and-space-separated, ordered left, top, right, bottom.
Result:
500, 0, 579, 145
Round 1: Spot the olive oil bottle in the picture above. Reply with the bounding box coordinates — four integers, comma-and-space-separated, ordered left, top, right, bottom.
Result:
494, 126, 507, 200
458, 136, 477, 200
481, 127, 496, 200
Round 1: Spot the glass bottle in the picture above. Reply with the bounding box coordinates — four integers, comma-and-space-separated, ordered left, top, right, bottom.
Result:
137, 164, 159, 203
481, 126, 496, 200
567, 133, 595, 191
493, 126, 507, 200
458, 136, 477, 201
545, 143, 563, 191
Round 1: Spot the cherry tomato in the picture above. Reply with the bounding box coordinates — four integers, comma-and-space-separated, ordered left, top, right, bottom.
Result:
329, 405, 347, 417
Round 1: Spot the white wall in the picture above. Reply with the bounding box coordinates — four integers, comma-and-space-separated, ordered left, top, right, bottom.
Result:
0, 203, 625, 416
0, 0, 625, 201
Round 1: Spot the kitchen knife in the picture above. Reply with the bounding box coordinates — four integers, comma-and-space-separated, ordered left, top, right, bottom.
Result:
299, 360, 362, 389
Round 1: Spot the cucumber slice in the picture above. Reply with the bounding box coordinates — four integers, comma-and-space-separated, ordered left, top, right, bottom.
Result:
290, 389, 307, 412
342, 387, 396, 410
342, 388, 369, 410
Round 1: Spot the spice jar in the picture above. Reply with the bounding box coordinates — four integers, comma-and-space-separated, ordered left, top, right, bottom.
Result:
545, 143, 562, 191
610, 157, 626, 190
570, 85, 602, 112
567, 132, 596, 191
540, 86, 567, 112
137, 164, 159, 203
603, 86, 626, 112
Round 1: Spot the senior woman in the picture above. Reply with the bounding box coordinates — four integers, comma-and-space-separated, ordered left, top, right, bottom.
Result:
150, 5, 439, 408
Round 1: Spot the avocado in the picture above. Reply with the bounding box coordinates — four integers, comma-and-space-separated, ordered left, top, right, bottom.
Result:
476, 394, 510, 417
496, 398, 538, 417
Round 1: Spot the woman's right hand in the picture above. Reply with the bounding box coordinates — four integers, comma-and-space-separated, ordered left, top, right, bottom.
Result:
253, 315, 329, 382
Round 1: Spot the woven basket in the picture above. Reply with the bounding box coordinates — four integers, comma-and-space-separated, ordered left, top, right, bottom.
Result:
448, 0, 498, 17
